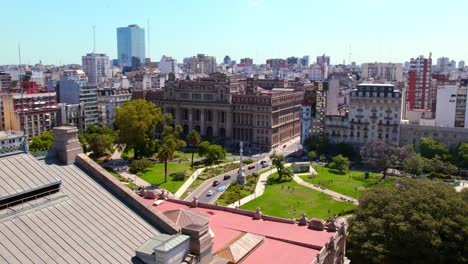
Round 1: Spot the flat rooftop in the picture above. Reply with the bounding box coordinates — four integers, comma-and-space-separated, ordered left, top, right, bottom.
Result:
0, 153, 161, 264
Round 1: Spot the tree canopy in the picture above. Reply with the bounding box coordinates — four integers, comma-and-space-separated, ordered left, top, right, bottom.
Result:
360, 142, 402, 178
347, 179, 467, 264
78, 125, 117, 157
270, 152, 293, 180
457, 142, 468, 168
329, 154, 350, 174
114, 99, 163, 159
29, 130, 53, 152
419, 137, 450, 160
186, 130, 201, 167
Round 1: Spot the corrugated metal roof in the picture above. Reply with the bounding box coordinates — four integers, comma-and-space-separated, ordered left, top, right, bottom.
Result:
0, 154, 60, 198
0, 153, 161, 264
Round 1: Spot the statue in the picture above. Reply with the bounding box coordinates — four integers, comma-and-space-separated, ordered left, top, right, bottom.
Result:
237, 141, 246, 184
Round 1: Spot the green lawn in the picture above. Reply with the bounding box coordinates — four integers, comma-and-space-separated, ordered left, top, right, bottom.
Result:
138, 161, 193, 193
300, 165, 395, 198
240, 172, 356, 220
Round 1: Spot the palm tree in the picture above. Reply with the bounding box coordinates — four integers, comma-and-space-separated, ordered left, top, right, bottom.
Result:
157, 139, 176, 182
186, 130, 201, 167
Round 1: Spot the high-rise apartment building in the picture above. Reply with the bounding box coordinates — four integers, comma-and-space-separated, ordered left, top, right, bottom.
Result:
317, 55, 330, 66
436, 57, 450, 73
183, 54, 217, 75
301, 56, 310, 67
240, 58, 253, 65
361, 63, 403, 82
0, 72, 12, 90
81, 53, 110, 86
116, 24, 145, 67
459, 60, 465, 70
1, 92, 58, 138
223, 55, 232, 65
159, 56, 179, 74
407, 55, 433, 111
57, 70, 98, 132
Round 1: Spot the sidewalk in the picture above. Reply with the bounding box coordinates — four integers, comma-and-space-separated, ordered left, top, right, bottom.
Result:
227, 168, 278, 208
292, 168, 359, 205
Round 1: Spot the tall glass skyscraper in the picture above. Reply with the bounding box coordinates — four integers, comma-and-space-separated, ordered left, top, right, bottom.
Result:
116, 25, 145, 67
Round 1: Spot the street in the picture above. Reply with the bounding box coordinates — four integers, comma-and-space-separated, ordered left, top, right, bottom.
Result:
187, 137, 301, 204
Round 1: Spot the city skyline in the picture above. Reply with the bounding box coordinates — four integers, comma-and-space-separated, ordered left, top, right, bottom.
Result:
1, 0, 468, 65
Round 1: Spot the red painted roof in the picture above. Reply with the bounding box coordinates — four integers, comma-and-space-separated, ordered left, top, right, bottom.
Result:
149, 199, 331, 263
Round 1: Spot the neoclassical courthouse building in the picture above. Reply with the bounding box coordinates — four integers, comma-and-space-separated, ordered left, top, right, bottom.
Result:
138, 73, 302, 151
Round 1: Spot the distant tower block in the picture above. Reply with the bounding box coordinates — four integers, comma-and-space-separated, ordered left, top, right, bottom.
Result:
237, 141, 246, 185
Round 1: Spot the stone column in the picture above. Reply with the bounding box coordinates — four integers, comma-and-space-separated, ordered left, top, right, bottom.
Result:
200, 109, 205, 136
188, 108, 194, 132
212, 110, 219, 137
175, 107, 181, 125
225, 111, 233, 138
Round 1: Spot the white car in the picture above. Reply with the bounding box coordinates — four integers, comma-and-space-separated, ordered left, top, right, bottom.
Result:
206, 190, 214, 196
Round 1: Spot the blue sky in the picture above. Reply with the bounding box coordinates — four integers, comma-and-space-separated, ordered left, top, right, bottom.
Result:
1, 0, 467, 65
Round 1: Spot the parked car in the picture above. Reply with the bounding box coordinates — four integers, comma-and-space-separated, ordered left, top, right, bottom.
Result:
213, 180, 221, 186
260, 160, 267, 164
261, 163, 268, 168
248, 165, 255, 170
223, 175, 231, 180
207, 190, 214, 196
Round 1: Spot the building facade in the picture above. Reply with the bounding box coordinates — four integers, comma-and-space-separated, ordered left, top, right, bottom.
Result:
407, 55, 434, 111
159, 55, 179, 74
81, 53, 110, 86
435, 82, 468, 128
300, 100, 312, 144
158, 73, 301, 151
117, 24, 145, 67
183, 54, 217, 75
325, 83, 402, 147
57, 70, 98, 132
97, 86, 132, 126
1, 92, 58, 138
0, 72, 12, 90
361, 63, 403, 82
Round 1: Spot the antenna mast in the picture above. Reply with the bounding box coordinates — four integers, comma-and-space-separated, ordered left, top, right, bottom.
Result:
147, 18, 151, 62
93, 25, 96, 53
18, 44, 26, 136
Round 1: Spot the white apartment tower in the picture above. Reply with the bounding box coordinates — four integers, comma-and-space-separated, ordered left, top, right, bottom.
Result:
82, 53, 110, 86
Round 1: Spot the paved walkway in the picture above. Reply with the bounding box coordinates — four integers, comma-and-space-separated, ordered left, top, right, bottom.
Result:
227, 168, 278, 208
292, 168, 359, 205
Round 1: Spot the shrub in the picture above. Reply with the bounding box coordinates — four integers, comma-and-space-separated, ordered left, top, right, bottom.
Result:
129, 159, 153, 174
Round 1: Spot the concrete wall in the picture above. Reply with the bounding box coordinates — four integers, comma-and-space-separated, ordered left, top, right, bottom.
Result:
75, 154, 180, 234
399, 123, 468, 150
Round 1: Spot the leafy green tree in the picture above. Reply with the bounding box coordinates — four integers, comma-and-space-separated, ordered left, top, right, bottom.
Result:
114, 99, 163, 159
157, 138, 177, 182
308, 150, 317, 161
347, 179, 468, 264
423, 155, 458, 178
331, 142, 360, 162
129, 159, 153, 174
402, 152, 424, 176
303, 135, 330, 155
270, 152, 293, 180
156, 125, 186, 182
29, 131, 54, 152
328, 154, 350, 174
419, 137, 450, 160
206, 144, 226, 163
198, 141, 211, 158
457, 142, 468, 168
87, 134, 114, 157
186, 130, 201, 167
361, 142, 400, 179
